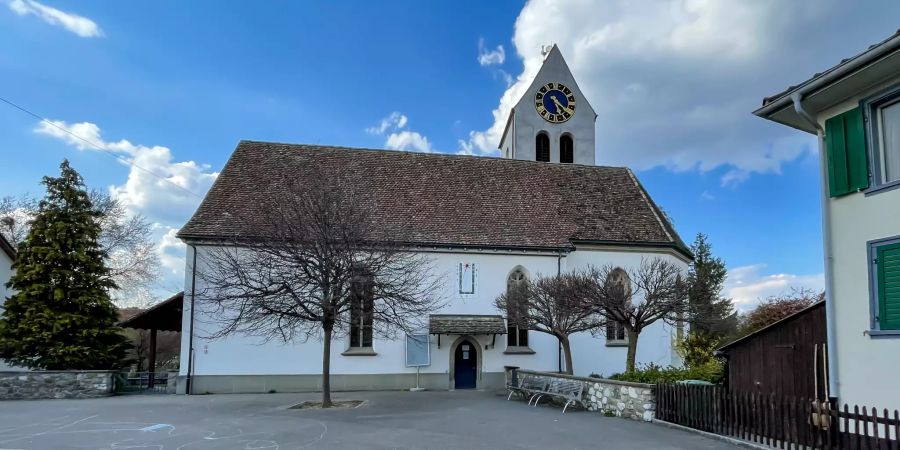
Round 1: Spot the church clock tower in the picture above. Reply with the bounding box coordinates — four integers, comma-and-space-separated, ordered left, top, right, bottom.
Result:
498, 45, 597, 165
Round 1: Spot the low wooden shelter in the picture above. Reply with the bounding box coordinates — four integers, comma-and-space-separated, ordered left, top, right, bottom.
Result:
119, 292, 183, 387
717, 301, 827, 399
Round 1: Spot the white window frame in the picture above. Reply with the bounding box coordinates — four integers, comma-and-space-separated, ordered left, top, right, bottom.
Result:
863, 84, 900, 195
457, 262, 477, 296
605, 320, 629, 347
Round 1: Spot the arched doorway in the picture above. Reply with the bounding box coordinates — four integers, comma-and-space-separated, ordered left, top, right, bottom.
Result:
452, 338, 479, 389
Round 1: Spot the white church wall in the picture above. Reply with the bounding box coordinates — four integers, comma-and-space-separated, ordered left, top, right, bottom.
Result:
179, 244, 687, 392
565, 248, 688, 377
0, 250, 16, 371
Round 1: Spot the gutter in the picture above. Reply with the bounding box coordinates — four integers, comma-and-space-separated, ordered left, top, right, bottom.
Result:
755, 32, 900, 121
790, 93, 839, 402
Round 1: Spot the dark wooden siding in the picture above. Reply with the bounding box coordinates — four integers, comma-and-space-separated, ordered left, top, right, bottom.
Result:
721, 302, 827, 399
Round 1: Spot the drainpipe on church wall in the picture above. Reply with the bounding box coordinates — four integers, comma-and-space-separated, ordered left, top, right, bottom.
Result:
186, 244, 198, 395
557, 251, 563, 373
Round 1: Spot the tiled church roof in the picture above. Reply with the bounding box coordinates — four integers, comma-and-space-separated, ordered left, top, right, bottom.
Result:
178, 141, 688, 256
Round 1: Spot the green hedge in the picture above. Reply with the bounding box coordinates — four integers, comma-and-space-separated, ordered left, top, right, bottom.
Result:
609, 361, 724, 384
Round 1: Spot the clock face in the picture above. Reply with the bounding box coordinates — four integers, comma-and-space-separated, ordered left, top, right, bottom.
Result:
534, 82, 576, 123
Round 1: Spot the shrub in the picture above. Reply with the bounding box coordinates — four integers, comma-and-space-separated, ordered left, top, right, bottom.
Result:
609, 361, 724, 384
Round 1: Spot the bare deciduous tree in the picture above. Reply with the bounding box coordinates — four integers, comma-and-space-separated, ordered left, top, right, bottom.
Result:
92, 193, 160, 304
495, 270, 601, 375
0, 195, 36, 245
589, 258, 687, 372
195, 175, 444, 407
1, 192, 160, 305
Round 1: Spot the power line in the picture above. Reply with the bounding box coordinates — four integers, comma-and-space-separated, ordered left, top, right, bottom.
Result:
0, 95, 204, 199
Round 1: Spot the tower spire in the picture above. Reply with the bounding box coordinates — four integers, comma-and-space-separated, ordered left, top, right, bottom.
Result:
498, 45, 597, 165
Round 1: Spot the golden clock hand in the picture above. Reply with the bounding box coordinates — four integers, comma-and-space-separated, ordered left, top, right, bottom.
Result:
551, 96, 568, 114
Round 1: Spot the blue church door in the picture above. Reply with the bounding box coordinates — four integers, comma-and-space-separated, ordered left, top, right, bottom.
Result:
454, 340, 477, 389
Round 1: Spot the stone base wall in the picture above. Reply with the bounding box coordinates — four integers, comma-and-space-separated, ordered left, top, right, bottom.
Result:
181, 371, 506, 394
517, 370, 655, 421
0, 371, 116, 400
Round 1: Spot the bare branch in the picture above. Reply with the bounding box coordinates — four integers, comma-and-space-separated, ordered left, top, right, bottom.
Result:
587, 257, 687, 371
193, 168, 445, 407
495, 269, 602, 374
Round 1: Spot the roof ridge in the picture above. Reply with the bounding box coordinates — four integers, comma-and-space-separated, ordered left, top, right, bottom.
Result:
238, 139, 625, 171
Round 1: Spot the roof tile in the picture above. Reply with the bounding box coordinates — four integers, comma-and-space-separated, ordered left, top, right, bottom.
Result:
178, 141, 687, 253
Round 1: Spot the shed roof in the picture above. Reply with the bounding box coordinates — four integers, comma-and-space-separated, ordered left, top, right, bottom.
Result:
119, 292, 184, 332
178, 141, 688, 256
717, 301, 825, 352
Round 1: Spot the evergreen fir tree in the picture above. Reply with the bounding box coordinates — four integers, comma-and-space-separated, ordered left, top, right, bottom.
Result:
686, 233, 736, 338
0, 161, 129, 369
677, 233, 737, 369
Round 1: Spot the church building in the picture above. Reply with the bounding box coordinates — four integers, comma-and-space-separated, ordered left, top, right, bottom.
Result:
175, 46, 690, 394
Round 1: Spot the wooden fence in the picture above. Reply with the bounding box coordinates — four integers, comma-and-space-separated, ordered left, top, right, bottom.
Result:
655, 383, 900, 449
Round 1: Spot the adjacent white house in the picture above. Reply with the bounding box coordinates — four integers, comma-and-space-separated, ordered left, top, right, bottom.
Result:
754, 31, 900, 408
0, 233, 16, 371
176, 46, 690, 394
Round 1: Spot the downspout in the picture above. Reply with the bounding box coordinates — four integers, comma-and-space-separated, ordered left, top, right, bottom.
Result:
791, 92, 839, 402
185, 244, 198, 395
557, 251, 563, 372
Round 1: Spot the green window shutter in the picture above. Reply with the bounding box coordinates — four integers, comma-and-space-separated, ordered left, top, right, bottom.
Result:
877, 242, 900, 330
824, 107, 869, 197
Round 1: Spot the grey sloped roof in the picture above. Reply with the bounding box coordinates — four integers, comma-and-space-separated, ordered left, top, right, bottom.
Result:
429, 314, 507, 335
178, 141, 688, 255
0, 233, 15, 260
760, 29, 900, 108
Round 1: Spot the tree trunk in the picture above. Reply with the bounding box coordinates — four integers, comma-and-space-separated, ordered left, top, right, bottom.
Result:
625, 329, 640, 372
321, 325, 333, 408
560, 335, 574, 375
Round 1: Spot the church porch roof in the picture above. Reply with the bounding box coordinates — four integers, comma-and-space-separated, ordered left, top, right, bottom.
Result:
429, 314, 507, 335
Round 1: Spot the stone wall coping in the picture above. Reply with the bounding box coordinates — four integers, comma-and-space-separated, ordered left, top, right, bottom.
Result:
517, 369, 655, 389
0, 370, 117, 375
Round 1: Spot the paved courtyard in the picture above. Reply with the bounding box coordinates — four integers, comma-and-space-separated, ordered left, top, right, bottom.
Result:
0, 390, 739, 449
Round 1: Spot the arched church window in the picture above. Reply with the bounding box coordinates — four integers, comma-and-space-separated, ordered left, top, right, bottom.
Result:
535, 133, 550, 162
604, 267, 631, 347
349, 269, 374, 349
560, 135, 574, 164
506, 267, 529, 348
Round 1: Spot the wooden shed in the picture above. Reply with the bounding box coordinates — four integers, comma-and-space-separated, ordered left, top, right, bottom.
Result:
717, 301, 827, 399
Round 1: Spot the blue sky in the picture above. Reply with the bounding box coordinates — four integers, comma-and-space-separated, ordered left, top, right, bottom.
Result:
2, 0, 898, 308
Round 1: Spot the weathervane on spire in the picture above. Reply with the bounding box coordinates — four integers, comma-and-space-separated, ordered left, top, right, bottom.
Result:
541, 43, 555, 57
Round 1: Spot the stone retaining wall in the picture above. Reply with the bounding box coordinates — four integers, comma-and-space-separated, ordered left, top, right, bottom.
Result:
0, 371, 116, 400
517, 370, 655, 421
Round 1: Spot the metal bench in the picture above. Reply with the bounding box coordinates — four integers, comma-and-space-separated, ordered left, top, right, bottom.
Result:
530, 379, 584, 414
506, 375, 547, 403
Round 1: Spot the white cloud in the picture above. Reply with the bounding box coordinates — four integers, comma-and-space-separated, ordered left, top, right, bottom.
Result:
478, 38, 506, 66
8, 0, 103, 38
725, 264, 825, 311
700, 190, 715, 201
158, 227, 186, 276
367, 112, 434, 153
460, 0, 832, 185
385, 130, 433, 153
34, 120, 218, 224
365, 111, 408, 135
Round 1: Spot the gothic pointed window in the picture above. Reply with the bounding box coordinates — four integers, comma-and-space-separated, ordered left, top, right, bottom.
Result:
560, 135, 573, 164
536, 133, 550, 162
349, 270, 374, 349
604, 267, 631, 347
506, 267, 529, 348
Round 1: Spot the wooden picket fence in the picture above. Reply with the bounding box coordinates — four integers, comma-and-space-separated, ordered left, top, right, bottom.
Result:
655, 383, 900, 449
